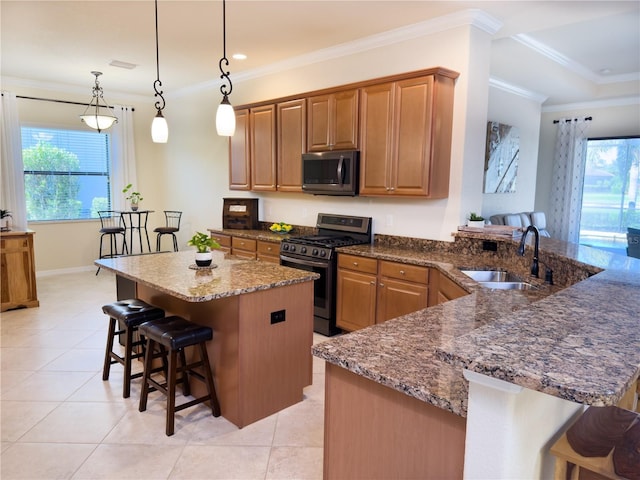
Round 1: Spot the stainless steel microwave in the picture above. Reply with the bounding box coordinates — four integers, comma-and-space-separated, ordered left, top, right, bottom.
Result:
301, 150, 359, 196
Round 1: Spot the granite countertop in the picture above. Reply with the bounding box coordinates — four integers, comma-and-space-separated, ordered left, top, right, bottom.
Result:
94, 250, 319, 302
312, 234, 640, 418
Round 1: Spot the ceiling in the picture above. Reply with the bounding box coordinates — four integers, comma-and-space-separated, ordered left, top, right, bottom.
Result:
1, 1, 639, 107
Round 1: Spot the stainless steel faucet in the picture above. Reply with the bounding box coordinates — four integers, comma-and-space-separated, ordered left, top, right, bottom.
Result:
517, 225, 554, 284
518, 225, 540, 277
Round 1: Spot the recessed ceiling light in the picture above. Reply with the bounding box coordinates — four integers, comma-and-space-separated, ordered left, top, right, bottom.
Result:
232, 53, 247, 60
109, 60, 137, 70
599, 68, 612, 75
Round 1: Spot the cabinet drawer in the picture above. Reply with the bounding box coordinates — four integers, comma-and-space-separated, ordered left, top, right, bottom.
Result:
210, 233, 231, 248
338, 254, 377, 274
232, 237, 257, 252
257, 241, 279, 256
380, 261, 429, 284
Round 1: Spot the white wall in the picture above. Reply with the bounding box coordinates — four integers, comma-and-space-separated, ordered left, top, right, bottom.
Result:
535, 100, 640, 216
482, 86, 542, 219
5, 20, 495, 273
174, 23, 493, 243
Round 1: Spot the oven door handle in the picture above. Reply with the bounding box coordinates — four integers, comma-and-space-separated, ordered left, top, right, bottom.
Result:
280, 254, 329, 269
337, 155, 344, 186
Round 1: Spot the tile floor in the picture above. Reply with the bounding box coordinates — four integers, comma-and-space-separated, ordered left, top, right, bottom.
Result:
1, 270, 326, 479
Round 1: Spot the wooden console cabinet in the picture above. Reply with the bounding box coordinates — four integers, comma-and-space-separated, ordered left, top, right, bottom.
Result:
1, 231, 39, 312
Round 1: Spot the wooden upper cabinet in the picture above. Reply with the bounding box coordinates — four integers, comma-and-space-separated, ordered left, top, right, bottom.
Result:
277, 99, 306, 192
360, 74, 455, 197
250, 104, 277, 191
229, 108, 251, 190
307, 89, 359, 152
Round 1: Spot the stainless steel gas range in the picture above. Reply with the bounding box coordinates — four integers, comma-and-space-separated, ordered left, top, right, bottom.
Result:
279, 213, 372, 336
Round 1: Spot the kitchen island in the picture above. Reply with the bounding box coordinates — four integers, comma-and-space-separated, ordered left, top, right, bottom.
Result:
95, 250, 319, 428
312, 233, 640, 478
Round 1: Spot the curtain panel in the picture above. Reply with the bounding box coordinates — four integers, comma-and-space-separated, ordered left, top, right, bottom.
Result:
0, 91, 27, 229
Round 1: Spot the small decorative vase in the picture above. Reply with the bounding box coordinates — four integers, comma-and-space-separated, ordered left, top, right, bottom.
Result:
467, 220, 485, 228
195, 251, 213, 267
130, 203, 139, 211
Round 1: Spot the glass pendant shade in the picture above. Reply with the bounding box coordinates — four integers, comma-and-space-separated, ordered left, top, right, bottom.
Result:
151, 110, 168, 143
80, 113, 118, 132
216, 95, 236, 137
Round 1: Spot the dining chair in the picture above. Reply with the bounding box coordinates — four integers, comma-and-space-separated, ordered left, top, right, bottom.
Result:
97, 211, 128, 274
154, 210, 182, 251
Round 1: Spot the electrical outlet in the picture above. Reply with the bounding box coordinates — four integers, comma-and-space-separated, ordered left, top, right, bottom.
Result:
270, 309, 286, 324
386, 214, 393, 227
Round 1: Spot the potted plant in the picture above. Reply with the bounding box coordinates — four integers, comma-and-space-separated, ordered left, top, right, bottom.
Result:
122, 184, 143, 211
0, 209, 12, 231
187, 231, 221, 267
467, 212, 485, 228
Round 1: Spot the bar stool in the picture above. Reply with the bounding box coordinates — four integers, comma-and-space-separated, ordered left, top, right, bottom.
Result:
138, 316, 221, 436
102, 299, 165, 398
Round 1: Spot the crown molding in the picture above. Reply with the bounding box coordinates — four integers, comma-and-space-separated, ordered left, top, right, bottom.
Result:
175, 9, 503, 98
541, 95, 640, 113
489, 77, 548, 104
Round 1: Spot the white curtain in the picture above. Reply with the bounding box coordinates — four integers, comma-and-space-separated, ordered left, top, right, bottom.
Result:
548, 118, 591, 243
110, 105, 137, 211
0, 91, 27, 229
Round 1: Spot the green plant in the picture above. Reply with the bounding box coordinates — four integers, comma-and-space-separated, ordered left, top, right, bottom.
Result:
0, 209, 12, 219
122, 184, 143, 204
187, 232, 221, 253
469, 212, 485, 221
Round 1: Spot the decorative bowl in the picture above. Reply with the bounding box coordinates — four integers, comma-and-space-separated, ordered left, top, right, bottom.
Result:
269, 222, 293, 234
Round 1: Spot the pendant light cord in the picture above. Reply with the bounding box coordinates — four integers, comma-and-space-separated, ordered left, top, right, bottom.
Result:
218, 0, 232, 97
153, 0, 165, 112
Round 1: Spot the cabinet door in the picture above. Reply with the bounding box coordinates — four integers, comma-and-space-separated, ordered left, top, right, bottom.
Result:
229, 109, 251, 190
391, 75, 434, 196
376, 277, 428, 324
359, 82, 394, 195
436, 273, 468, 304
250, 105, 277, 191
332, 90, 359, 150
1, 235, 38, 312
307, 90, 358, 152
277, 99, 306, 192
336, 269, 376, 332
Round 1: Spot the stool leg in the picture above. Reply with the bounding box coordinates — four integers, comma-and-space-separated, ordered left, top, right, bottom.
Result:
172, 234, 178, 252
122, 324, 135, 398
199, 343, 221, 417
102, 317, 117, 380
167, 349, 178, 436
179, 348, 190, 396
139, 338, 155, 412
156, 234, 161, 252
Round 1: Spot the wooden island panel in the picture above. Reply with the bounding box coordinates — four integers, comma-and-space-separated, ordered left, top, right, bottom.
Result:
323, 363, 466, 479
136, 279, 313, 428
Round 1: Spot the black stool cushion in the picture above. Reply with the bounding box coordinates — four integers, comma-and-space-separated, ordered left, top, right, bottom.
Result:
102, 299, 165, 327
139, 316, 212, 350
154, 227, 178, 234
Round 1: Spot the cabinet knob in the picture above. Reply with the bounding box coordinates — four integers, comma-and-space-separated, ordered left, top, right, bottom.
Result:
353, 262, 358, 266
379, 283, 385, 287
267, 247, 272, 251
370, 280, 376, 285
400, 270, 405, 275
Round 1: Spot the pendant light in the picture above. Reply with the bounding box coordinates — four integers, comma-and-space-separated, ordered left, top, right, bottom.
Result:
216, 0, 235, 137
151, 0, 168, 143
80, 71, 118, 133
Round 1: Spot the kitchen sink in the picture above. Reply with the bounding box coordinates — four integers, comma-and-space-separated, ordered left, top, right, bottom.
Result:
460, 269, 536, 290
460, 269, 523, 283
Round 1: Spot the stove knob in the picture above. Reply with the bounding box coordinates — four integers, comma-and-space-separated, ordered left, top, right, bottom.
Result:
282, 244, 289, 251
301, 247, 307, 254
320, 250, 327, 257
290, 245, 296, 252
312, 248, 319, 256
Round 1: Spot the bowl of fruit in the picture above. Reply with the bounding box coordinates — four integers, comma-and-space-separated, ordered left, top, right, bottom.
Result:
269, 222, 293, 234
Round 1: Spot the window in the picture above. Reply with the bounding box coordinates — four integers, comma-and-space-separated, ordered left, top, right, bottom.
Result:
21, 126, 112, 221
579, 136, 640, 254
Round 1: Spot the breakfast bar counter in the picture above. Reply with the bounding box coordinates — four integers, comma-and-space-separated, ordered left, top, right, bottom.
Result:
95, 250, 319, 428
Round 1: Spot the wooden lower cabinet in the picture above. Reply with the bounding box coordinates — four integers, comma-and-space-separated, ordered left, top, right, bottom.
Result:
336, 254, 429, 332
1, 231, 39, 312
432, 270, 469, 305
323, 363, 466, 479
231, 237, 257, 260
257, 240, 280, 263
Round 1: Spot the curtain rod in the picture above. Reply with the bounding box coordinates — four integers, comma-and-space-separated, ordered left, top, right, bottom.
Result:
11, 94, 134, 112
553, 116, 592, 124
